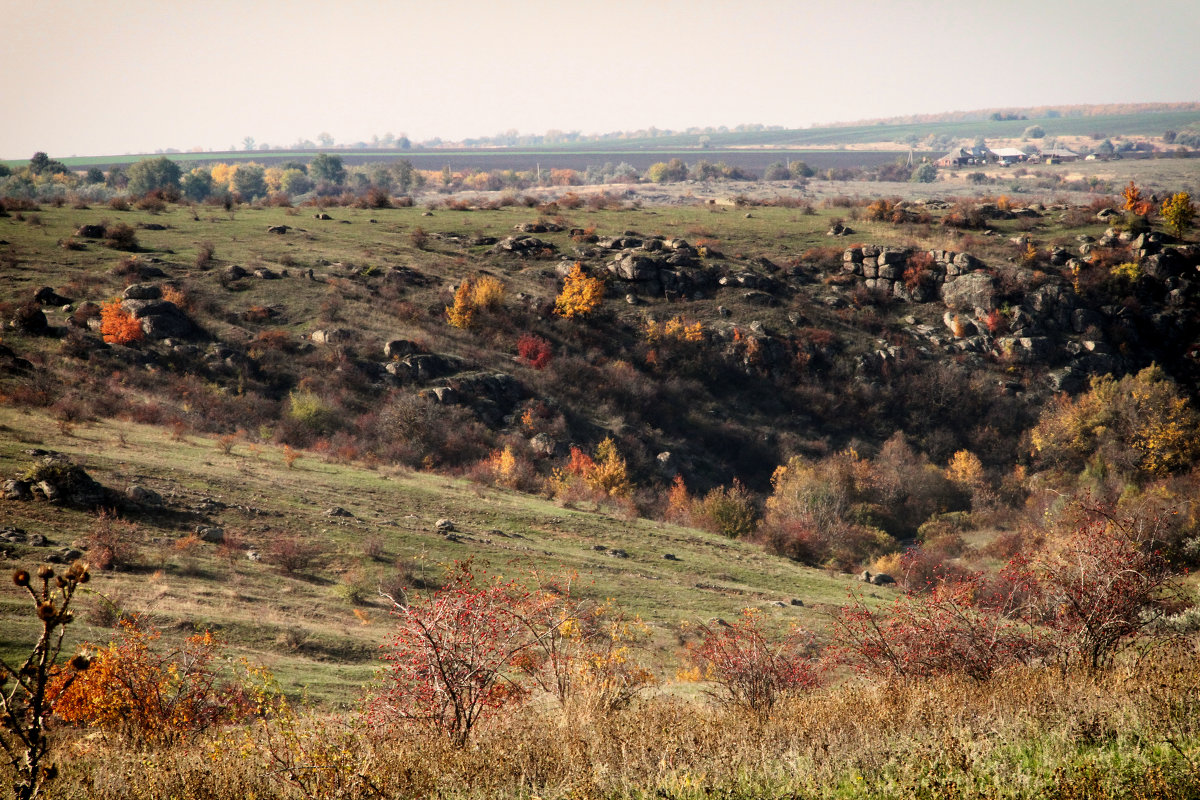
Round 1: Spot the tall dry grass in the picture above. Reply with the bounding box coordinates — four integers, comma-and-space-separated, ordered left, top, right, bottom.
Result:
40, 639, 1200, 800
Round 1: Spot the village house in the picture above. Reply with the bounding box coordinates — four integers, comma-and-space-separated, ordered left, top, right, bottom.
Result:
989, 147, 1029, 165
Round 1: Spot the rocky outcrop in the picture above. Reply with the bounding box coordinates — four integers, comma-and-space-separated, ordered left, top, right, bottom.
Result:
8, 456, 111, 509
941, 272, 997, 312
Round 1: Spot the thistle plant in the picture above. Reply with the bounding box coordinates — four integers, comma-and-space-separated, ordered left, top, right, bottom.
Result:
1, 562, 91, 800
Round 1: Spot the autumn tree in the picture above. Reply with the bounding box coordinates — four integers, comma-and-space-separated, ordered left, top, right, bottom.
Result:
554, 263, 604, 319
1161, 192, 1195, 239
1030, 365, 1200, 480
445, 281, 475, 329
51, 619, 268, 745
1122, 180, 1153, 216
99, 299, 144, 345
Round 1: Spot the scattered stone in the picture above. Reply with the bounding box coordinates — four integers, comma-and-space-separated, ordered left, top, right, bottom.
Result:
326, 506, 354, 518
3, 479, 33, 501
34, 286, 72, 306
435, 518, 455, 532
871, 573, 896, 586
196, 526, 225, 543
266, 225, 290, 234
530, 433, 556, 457
663, 553, 679, 561
126, 484, 162, 505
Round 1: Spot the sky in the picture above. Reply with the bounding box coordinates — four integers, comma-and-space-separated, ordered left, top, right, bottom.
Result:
3, 0, 1199, 159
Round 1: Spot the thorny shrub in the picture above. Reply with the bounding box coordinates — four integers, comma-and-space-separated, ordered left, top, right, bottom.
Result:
370, 562, 548, 747
684, 608, 820, 714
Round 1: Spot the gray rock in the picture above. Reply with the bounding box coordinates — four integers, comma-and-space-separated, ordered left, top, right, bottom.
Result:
435, 518, 455, 532
196, 526, 225, 543
530, 433, 556, 457
609, 253, 660, 282
126, 484, 162, 505
3, 479, 32, 501
871, 573, 896, 586
941, 272, 996, 311
310, 329, 351, 345
384, 339, 419, 359
122, 283, 162, 301
326, 506, 354, 517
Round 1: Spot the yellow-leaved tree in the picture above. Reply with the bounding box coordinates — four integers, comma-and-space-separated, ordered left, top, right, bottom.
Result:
554, 263, 604, 319
1030, 365, 1200, 479
1161, 192, 1195, 239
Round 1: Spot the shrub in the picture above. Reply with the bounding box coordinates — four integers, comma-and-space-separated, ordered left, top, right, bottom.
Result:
685, 609, 820, 714
1036, 510, 1184, 671
194, 241, 216, 269
369, 562, 541, 746
518, 584, 655, 712
264, 534, 324, 574
50, 619, 268, 745
98, 299, 143, 345
554, 262, 605, 319
410, 226, 429, 250
692, 479, 759, 538
470, 274, 506, 311
86, 510, 142, 571
103, 222, 139, 250
444, 281, 475, 329
517, 333, 553, 369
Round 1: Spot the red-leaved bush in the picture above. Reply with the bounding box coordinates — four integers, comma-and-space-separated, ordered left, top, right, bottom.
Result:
686, 608, 820, 713
517, 333, 553, 370
370, 562, 542, 746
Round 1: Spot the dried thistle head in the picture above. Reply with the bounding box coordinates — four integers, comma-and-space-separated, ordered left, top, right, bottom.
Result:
37, 564, 54, 580
36, 602, 56, 621
12, 569, 30, 587
70, 654, 91, 671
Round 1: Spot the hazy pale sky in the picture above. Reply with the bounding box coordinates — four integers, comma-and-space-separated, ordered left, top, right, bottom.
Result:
4, 0, 1198, 159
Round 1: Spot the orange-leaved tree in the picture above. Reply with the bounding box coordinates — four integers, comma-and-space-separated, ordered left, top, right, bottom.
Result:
51, 618, 270, 745
1122, 180, 1153, 216
99, 299, 143, 345
445, 280, 475, 329
554, 263, 604, 319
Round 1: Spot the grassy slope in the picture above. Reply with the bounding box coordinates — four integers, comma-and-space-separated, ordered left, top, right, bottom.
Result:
0, 407, 858, 706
